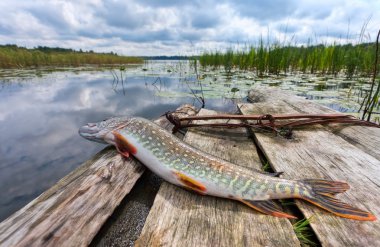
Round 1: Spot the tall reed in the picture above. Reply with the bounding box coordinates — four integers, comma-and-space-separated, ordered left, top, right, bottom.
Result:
361, 30, 380, 121
199, 41, 376, 78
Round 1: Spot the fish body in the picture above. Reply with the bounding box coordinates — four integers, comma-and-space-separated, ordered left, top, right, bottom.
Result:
79, 116, 376, 221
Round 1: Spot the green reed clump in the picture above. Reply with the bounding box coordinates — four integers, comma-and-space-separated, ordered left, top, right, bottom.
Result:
361, 30, 380, 121
0, 45, 143, 68
293, 217, 316, 246
199, 41, 376, 78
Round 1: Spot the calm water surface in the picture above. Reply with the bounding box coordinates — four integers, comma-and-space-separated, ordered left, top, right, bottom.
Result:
1, 60, 374, 221
0, 61, 241, 221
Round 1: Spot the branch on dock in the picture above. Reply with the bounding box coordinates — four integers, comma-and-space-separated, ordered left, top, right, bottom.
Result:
165, 111, 379, 138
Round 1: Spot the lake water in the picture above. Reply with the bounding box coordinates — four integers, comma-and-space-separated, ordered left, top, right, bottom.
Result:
0, 61, 243, 221
0, 60, 376, 222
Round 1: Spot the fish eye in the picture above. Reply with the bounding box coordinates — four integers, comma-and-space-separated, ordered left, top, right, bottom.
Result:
102, 117, 112, 122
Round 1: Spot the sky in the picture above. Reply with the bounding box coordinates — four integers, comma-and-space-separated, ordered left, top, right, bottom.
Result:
0, 0, 379, 56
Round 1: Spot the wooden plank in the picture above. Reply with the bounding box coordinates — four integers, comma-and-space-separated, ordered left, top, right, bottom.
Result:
91, 105, 198, 246
136, 109, 300, 247
248, 86, 380, 160
0, 147, 144, 247
239, 96, 380, 246
0, 104, 197, 247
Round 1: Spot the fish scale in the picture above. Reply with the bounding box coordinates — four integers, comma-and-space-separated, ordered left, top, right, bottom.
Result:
120, 118, 307, 200
79, 116, 377, 221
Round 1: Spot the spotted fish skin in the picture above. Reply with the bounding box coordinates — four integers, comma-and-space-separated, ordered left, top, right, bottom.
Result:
79, 116, 376, 221
114, 118, 307, 199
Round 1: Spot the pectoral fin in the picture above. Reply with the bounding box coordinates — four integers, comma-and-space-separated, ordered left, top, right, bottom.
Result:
173, 171, 207, 194
113, 131, 137, 158
239, 199, 297, 219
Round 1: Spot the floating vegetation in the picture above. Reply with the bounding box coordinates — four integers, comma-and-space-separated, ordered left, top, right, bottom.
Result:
155, 91, 193, 98
145, 60, 378, 115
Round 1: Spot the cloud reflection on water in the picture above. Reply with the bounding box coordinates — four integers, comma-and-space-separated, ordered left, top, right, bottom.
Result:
0, 70, 154, 220
0, 63, 241, 221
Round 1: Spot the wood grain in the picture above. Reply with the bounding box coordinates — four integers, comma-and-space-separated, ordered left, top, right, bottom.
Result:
240, 89, 380, 246
0, 147, 144, 247
136, 109, 300, 247
0, 104, 197, 247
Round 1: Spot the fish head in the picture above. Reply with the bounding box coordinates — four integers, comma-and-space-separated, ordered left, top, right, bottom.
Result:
79, 116, 133, 144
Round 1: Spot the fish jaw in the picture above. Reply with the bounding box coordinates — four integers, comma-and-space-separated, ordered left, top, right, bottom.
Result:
79, 116, 133, 144
78, 123, 108, 144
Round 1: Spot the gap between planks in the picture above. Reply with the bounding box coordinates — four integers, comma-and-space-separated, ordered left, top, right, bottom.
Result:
239, 87, 380, 246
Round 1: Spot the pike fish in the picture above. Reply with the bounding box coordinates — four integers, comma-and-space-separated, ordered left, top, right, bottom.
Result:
79, 116, 376, 221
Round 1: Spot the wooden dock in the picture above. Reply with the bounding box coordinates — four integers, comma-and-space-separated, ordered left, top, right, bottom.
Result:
1, 88, 379, 246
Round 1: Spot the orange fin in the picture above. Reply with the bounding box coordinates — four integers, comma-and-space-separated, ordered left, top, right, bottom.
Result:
113, 131, 137, 157
239, 199, 297, 219
173, 171, 207, 194
301, 179, 376, 221
303, 195, 376, 221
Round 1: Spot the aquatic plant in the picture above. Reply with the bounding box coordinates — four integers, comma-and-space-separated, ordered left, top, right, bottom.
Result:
361, 30, 380, 121
199, 41, 376, 79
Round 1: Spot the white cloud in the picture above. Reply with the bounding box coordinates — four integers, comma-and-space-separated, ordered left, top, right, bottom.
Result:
0, 0, 379, 55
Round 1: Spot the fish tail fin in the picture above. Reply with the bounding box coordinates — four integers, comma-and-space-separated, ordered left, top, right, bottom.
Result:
300, 179, 376, 221
302, 179, 350, 195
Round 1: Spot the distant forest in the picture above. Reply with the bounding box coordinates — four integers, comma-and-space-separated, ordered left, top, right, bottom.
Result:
0, 45, 143, 68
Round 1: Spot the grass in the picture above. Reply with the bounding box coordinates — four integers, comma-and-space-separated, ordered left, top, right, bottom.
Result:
293, 217, 317, 246
0, 45, 143, 68
262, 161, 271, 172
199, 42, 376, 79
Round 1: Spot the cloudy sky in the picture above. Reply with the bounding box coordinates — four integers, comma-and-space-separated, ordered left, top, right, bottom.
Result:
0, 0, 379, 56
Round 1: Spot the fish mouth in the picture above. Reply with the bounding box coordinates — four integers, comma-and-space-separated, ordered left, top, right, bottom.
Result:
79, 123, 107, 144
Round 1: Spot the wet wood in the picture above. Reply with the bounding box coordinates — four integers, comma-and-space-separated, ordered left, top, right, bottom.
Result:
240, 89, 380, 246
248, 86, 380, 160
136, 109, 300, 247
0, 104, 197, 247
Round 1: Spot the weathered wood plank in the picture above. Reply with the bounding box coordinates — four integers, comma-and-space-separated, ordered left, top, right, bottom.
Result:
136, 109, 300, 247
239, 94, 380, 246
0, 104, 197, 247
91, 105, 198, 247
0, 147, 144, 247
248, 86, 380, 160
